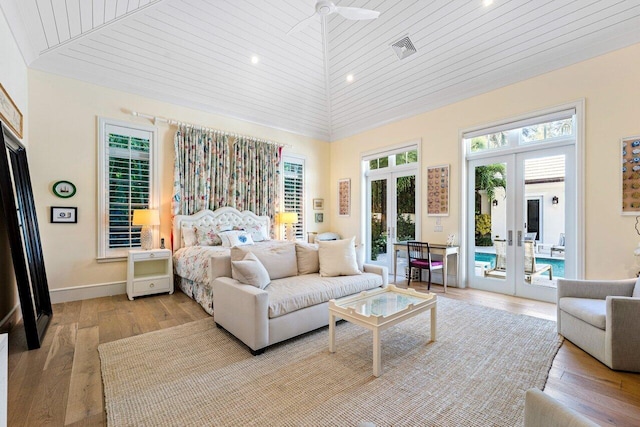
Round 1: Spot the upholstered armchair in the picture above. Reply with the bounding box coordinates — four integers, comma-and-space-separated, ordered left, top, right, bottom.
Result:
524, 388, 598, 427
557, 278, 640, 372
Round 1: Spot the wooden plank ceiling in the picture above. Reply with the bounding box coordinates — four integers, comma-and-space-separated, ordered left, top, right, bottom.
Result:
3, 0, 640, 141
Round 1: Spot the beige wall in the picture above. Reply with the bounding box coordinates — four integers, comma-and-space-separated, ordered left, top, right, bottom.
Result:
0, 10, 28, 323
330, 42, 640, 281
28, 70, 330, 293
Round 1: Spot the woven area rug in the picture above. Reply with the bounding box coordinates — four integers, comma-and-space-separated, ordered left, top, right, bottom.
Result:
99, 298, 561, 427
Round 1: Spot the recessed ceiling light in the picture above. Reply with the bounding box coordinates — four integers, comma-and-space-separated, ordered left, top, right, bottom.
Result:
483, 0, 494, 6
346, 74, 354, 83
251, 55, 260, 64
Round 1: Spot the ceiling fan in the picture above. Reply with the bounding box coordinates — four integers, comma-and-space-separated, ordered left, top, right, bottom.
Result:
287, 1, 380, 35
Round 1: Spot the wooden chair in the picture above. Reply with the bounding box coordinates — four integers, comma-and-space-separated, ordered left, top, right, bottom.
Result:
406, 241, 443, 290
524, 240, 552, 283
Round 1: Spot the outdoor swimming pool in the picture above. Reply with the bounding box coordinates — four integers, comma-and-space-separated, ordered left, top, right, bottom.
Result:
475, 252, 565, 277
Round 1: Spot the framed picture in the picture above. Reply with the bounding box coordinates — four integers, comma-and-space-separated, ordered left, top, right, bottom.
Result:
427, 164, 450, 216
51, 206, 77, 223
315, 213, 324, 223
338, 178, 351, 217
52, 180, 76, 198
621, 135, 640, 215
0, 83, 23, 139
313, 198, 324, 210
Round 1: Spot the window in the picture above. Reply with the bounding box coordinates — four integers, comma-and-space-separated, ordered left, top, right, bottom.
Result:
282, 156, 305, 240
366, 149, 418, 171
98, 118, 158, 259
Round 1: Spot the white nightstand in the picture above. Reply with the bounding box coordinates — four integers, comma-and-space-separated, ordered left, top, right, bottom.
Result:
127, 249, 173, 301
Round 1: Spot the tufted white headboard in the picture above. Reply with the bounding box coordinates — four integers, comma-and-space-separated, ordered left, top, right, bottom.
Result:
172, 207, 271, 250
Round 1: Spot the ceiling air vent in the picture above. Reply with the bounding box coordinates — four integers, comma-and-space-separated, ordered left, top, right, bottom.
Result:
391, 36, 417, 60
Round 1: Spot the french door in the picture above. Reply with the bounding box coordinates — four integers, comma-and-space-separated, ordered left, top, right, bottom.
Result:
467, 145, 575, 302
366, 170, 418, 275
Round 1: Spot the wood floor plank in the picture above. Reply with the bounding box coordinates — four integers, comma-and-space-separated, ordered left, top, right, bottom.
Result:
7, 286, 640, 426
24, 323, 77, 426
64, 326, 103, 425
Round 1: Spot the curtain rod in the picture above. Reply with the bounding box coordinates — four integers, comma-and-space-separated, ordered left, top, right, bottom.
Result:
129, 110, 290, 148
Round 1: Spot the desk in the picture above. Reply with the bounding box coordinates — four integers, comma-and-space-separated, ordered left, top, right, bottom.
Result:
393, 242, 459, 292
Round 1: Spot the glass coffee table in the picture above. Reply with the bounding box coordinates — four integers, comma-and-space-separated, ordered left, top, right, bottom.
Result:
328, 284, 437, 377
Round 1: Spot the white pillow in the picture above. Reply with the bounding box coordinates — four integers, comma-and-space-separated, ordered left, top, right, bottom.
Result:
231, 252, 270, 289
633, 277, 640, 298
318, 237, 361, 277
355, 243, 365, 272
220, 230, 254, 247
231, 243, 298, 280
244, 223, 270, 242
181, 225, 197, 247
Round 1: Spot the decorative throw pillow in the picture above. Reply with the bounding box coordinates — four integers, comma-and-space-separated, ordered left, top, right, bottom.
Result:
231, 242, 298, 280
231, 252, 270, 289
318, 237, 361, 277
181, 225, 197, 247
220, 230, 255, 247
633, 277, 640, 298
244, 223, 270, 242
194, 224, 232, 246
355, 243, 365, 272
295, 242, 319, 275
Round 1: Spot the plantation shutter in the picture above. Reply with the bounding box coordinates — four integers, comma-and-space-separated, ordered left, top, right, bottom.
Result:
105, 125, 151, 253
283, 159, 304, 240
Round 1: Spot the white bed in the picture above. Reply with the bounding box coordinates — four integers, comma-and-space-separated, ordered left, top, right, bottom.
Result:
172, 207, 273, 315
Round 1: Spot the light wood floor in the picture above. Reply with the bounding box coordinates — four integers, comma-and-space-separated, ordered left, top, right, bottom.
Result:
6, 283, 640, 426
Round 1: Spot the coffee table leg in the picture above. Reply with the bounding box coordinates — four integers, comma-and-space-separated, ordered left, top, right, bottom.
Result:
329, 312, 336, 353
430, 305, 437, 342
373, 328, 382, 377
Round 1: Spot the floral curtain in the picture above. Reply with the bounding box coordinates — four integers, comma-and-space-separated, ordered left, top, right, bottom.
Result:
229, 136, 281, 222
172, 125, 230, 215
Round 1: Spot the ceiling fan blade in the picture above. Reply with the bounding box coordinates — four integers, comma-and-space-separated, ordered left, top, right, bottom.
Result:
287, 13, 318, 35
335, 6, 380, 20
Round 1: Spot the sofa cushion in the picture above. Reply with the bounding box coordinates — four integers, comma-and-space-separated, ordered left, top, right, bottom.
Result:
633, 277, 640, 298
266, 273, 384, 318
559, 297, 606, 330
231, 242, 298, 280
295, 242, 319, 275
231, 252, 270, 289
318, 237, 360, 277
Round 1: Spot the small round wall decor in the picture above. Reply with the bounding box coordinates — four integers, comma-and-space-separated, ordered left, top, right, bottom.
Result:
52, 180, 76, 198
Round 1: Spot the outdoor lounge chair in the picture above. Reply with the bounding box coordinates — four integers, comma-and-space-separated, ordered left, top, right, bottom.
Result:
550, 233, 565, 257
484, 239, 552, 282
524, 240, 552, 283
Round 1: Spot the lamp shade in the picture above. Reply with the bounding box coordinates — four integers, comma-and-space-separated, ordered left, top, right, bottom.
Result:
278, 212, 298, 224
132, 209, 160, 226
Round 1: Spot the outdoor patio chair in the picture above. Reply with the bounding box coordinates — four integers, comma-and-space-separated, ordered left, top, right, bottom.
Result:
406, 241, 443, 290
550, 233, 565, 257
524, 240, 552, 283
524, 232, 538, 252
484, 239, 507, 279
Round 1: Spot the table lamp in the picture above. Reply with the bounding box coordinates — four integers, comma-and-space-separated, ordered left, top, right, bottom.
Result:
132, 209, 160, 250
279, 212, 299, 242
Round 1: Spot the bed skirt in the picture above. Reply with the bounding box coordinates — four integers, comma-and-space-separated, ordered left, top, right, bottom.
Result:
175, 275, 214, 316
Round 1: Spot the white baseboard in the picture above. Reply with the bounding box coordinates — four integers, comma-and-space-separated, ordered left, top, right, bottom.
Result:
49, 281, 126, 304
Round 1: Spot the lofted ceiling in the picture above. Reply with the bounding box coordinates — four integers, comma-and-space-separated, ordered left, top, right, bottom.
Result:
2, 0, 640, 141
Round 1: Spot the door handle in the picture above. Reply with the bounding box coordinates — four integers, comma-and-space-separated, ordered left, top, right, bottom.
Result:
508, 230, 513, 246
517, 230, 523, 247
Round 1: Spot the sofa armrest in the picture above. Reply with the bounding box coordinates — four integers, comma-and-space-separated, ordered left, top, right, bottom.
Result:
524, 388, 598, 427
363, 263, 389, 287
557, 278, 635, 300
606, 296, 640, 371
212, 277, 269, 351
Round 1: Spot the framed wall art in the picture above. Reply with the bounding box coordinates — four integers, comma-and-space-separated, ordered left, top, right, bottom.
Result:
622, 135, 640, 215
338, 178, 350, 217
313, 198, 324, 210
427, 164, 450, 216
0, 83, 23, 139
52, 180, 76, 198
51, 206, 78, 223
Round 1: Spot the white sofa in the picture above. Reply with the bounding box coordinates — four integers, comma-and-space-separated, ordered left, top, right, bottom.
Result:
557, 277, 640, 372
212, 241, 388, 354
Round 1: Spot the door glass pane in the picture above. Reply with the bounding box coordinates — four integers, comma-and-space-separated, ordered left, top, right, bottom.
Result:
396, 175, 416, 241
370, 178, 387, 266
523, 155, 565, 288
474, 163, 507, 279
